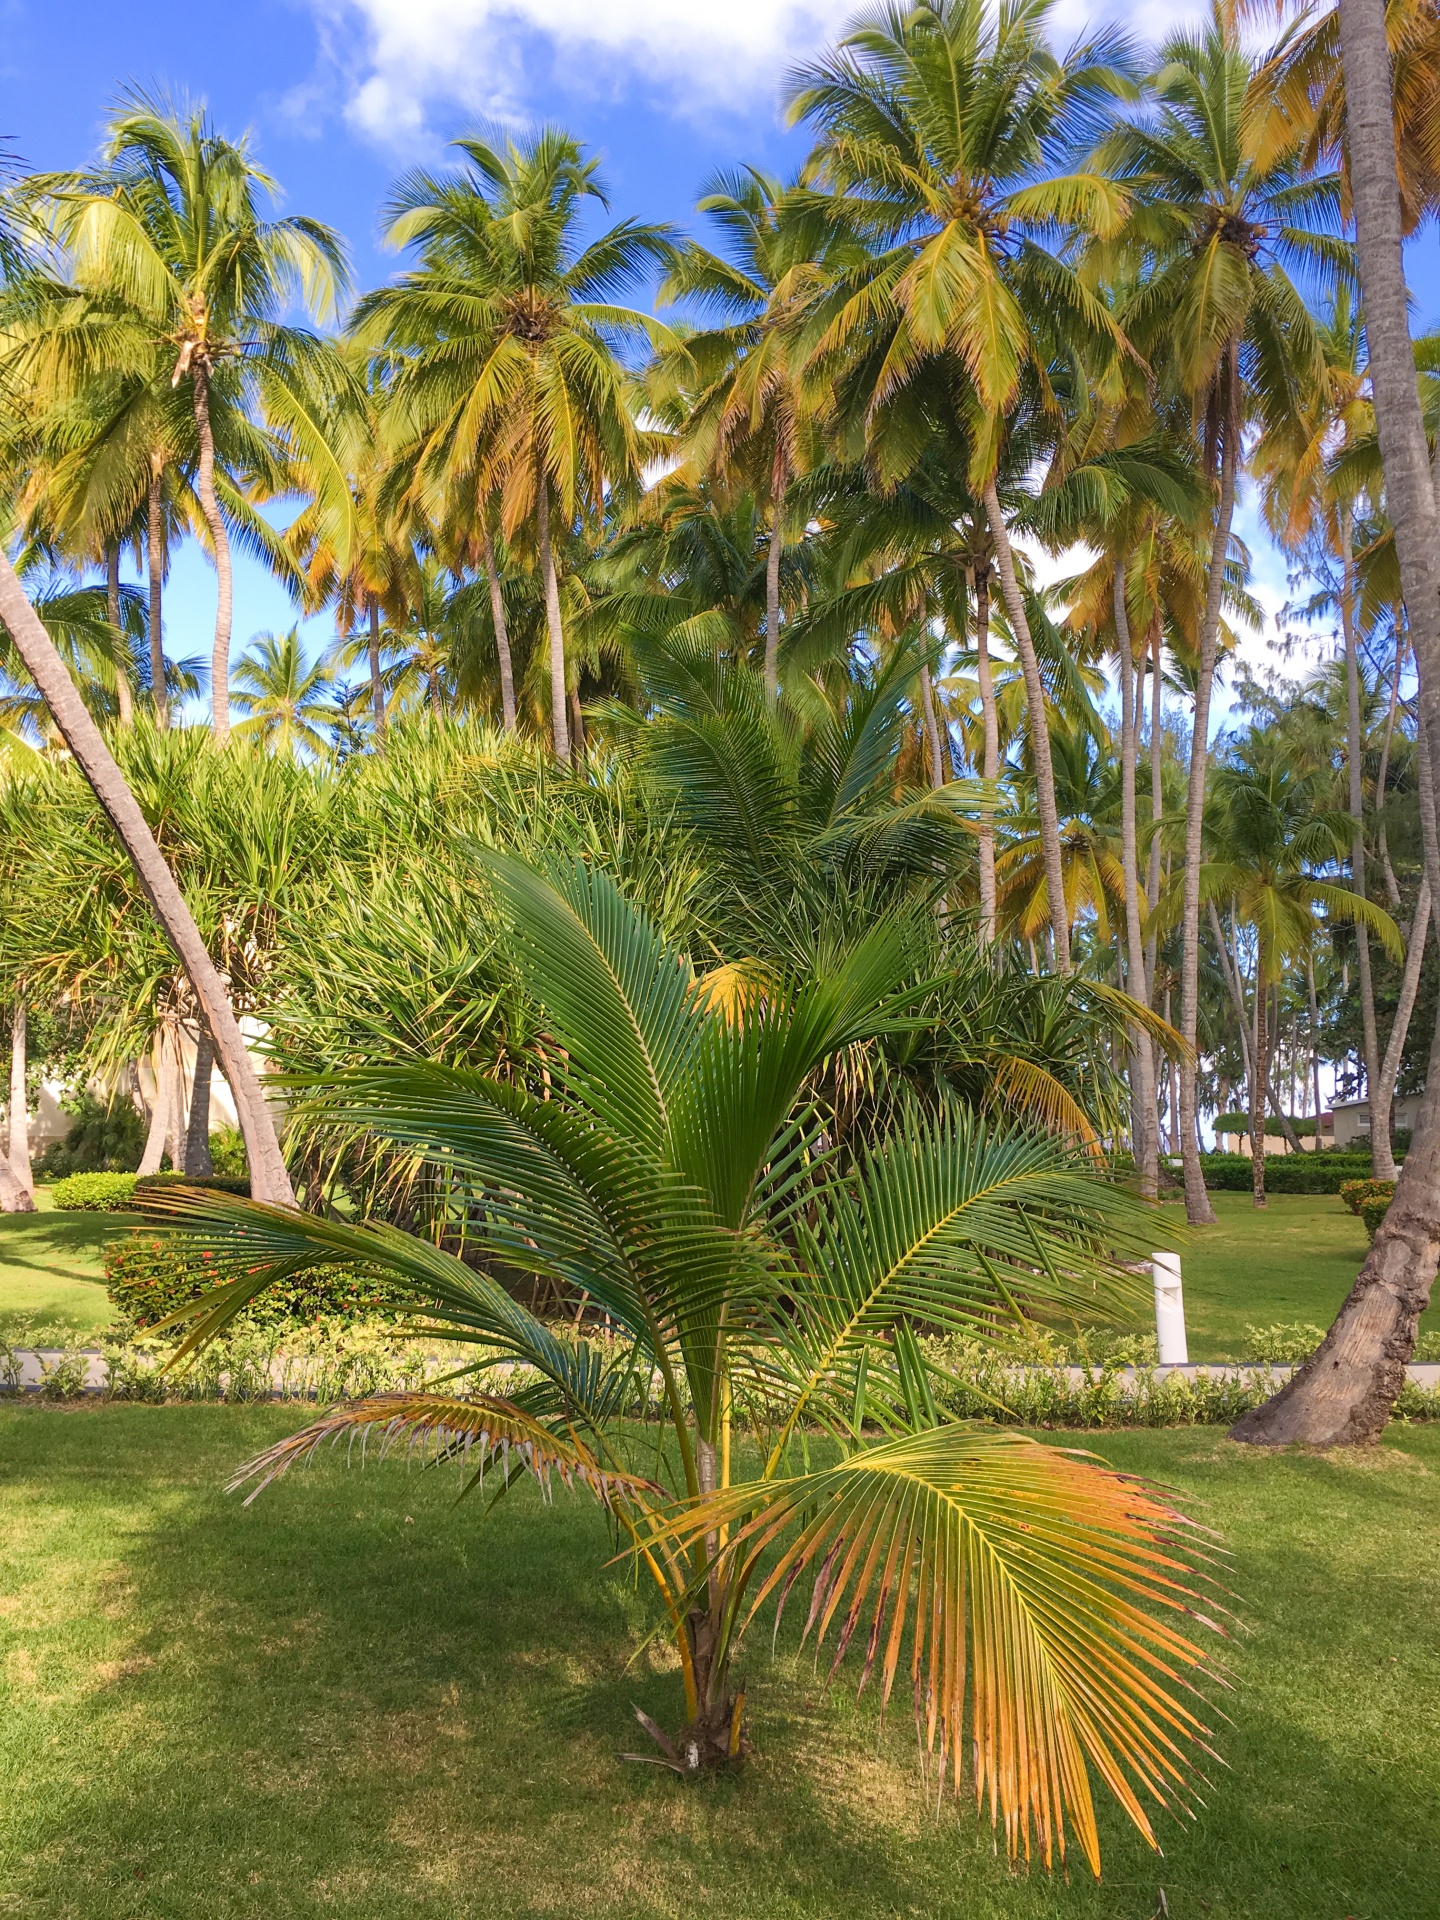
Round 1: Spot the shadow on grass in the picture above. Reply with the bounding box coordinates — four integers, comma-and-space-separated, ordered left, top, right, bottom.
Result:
2, 1409, 1437, 1919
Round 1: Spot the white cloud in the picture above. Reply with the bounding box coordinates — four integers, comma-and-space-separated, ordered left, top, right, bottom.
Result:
308, 0, 860, 145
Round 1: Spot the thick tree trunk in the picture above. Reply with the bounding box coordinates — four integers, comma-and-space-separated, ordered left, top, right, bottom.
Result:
0, 552, 295, 1204
1250, 972, 1269, 1207
5, 1001, 33, 1211
1235, 0, 1440, 1442
480, 517, 517, 734
1178, 368, 1239, 1225
137, 1029, 171, 1177
973, 567, 999, 947
367, 601, 386, 751
536, 478, 570, 766
167, 1041, 188, 1173
106, 542, 134, 727
919, 664, 945, 789
981, 480, 1070, 970
147, 465, 168, 729
191, 365, 234, 744
764, 501, 783, 711
184, 1028, 214, 1177
1342, 503, 1387, 1173
1116, 560, 1156, 1198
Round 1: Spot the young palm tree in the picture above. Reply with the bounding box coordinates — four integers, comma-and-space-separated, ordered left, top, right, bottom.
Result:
40, 88, 350, 743
230, 628, 339, 758
788, 0, 1137, 970
1095, 4, 1336, 1219
354, 130, 675, 764
165, 852, 1217, 1872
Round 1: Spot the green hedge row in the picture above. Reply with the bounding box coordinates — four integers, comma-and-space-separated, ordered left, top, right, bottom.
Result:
104, 1234, 405, 1331
1213, 1113, 1318, 1138
1200, 1153, 1379, 1194
52, 1171, 251, 1213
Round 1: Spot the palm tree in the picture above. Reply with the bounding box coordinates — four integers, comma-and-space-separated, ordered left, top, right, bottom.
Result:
1235, 0, 1440, 1445
656, 171, 861, 705
788, 0, 1137, 970
165, 852, 1216, 1870
1201, 742, 1399, 1205
0, 547, 294, 1200
40, 88, 350, 743
1095, 4, 1337, 1219
230, 628, 339, 758
354, 129, 674, 765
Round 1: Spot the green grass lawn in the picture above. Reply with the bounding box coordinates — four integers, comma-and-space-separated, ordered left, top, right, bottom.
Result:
1, 1405, 1437, 1919
0, 1189, 139, 1340
1176, 1192, 1440, 1360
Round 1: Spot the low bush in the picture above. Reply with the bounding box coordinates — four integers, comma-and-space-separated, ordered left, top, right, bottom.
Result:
1200, 1152, 1378, 1194
1340, 1177, 1396, 1217
206, 1128, 248, 1178
36, 1092, 146, 1178
1360, 1193, 1393, 1239
104, 1235, 405, 1331
130, 1172, 250, 1218
50, 1171, 140, 1211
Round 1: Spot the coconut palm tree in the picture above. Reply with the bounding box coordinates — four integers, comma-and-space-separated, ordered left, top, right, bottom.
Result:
37, 88, 350, 744
161, 851, 1217, 1871
1094, 3, 1338, 1219
1234, 0, 1440, 1444
230, 628, 339, 759
354, 129, 675, 765
787, 0, 1138, 970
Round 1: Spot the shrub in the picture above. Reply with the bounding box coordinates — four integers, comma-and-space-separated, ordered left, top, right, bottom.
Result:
103, 1234, 406, 1331
207, 1128, 248, 1178
1340, 1178, 1395, 1217
1242, 1322, 1328, 1363
1360, 1193, 1393, 1239
50, 1171, 140, 1212
1212, 1113, 1316, 1138
1200, 1152, 1377, 1194
131, 1172, 250, 1218
36, 1092, 146, 1177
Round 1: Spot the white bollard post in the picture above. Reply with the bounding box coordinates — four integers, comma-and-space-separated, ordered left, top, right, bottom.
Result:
1152, 1251, 1189, 1366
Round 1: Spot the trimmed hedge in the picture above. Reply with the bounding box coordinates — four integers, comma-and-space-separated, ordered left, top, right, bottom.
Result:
1340, 1178, 1396, 1217
104, 1234, 406, 1331
1213, 1113, 1317, 1138
51, 1171, 139, 1212
1200, 1152, 1378, 1194
1360, 1193, 1393, 1239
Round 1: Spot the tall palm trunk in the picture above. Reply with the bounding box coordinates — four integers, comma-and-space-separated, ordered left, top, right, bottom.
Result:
973, 565, 999, 947
1375, 627, 1405, 907
1341, 501, 1387, 1174
919, 665, 945, 788
147, 464, 168, 729
536, 477, 570, 766
5, 1000, 33, 1212
1115, 559, 1156, 1198
1143, 614, 1165, 1193
190, 364, 234, 744
1372, 875, 1430, 1153
1178, 365, 1240, 1225
764, 494, 784, 710
137, 1028, 171, 1178
184, 1028, 215, 1177
480, 516, 517, 733
367, 602, 386, 751
1307, 950, 1323, 1124
106, 543, 134, 727
1235, 0, 1440, 1442
981, 479, 1070, 970
1250, 970, 1269, 1208
0, 550, 295, 1205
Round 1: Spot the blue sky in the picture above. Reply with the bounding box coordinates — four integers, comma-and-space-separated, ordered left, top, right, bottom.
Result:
5, 0, 1439, 706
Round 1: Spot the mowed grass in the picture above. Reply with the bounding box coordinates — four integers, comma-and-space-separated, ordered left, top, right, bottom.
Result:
1175, 1191, 1440, 1360
0, 1189, 138, 1339
2, 1405, 1439, 1920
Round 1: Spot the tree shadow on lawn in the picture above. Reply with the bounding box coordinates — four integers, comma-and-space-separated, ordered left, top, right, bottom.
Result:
4, 1408, 1437, 1920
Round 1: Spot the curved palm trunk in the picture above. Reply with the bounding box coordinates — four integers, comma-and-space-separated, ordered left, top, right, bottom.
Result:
919, 664, 945, 788
1115, 561, 1156, 1199
1342, 503, 1387, 1175
1372, 875, 1430, 1154
1235, 0, 1440, 1442
147, 465, 168, 729
1250, 973, 1269, 1208
191, 365, 234, 745
480, 517, 517, 734
106, 543, 134, 727
1375, 628, 1405, 908
981, 480, 1070, 971
1178, 369, 1239, 1226
1144, 616, 1165, 1193
0, 550, 295, 1205
5, 1000, 33, 1211
973, 567, 999, 947
536, 478, 570, 766
367, 601, 387, 751
184, 1028, 214, 1177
